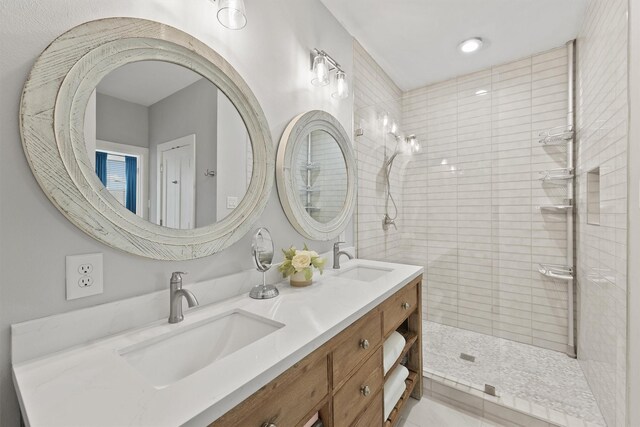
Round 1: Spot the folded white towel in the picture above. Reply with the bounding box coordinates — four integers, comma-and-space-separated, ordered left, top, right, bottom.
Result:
383, 331, 406, 375
302, 412, 318, 427
383, 364, 409, 420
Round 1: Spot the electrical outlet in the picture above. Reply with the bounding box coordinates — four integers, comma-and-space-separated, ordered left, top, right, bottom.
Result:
227, 196, 238, 209
66, 253, 103, 300
78, 263, 93, 275
78, 276, 94, 287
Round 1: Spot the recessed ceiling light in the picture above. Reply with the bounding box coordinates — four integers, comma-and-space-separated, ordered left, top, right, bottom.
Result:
459, 37, 484, 54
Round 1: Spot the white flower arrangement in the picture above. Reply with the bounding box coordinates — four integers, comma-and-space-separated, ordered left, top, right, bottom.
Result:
278, 244, 325, 281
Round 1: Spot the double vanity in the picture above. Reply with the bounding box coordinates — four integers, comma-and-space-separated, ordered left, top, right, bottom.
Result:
14, 15, 423, 427
12, 260, 423, 426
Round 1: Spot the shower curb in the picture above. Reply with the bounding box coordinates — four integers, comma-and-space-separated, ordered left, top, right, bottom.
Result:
423, 370, 603, 427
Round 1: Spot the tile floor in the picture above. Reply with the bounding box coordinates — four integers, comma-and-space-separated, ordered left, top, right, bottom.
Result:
424, 321, 605, 425
397, 395, 507, 427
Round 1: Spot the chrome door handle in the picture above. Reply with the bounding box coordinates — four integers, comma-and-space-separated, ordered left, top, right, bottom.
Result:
360, 339, 370, 349
360, 385, 371, 396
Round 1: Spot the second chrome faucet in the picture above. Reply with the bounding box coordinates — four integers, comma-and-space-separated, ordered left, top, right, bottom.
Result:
168, 271, 199, 324
333, 241, 354, 269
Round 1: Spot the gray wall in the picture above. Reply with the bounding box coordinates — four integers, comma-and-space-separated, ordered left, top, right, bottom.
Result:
149, 78, 218, 227
96, 92, 149, 148
0, 1, 354, 425
216, 93, 251, 222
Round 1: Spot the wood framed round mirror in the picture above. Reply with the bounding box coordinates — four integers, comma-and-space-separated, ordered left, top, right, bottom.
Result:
276, 111, 357, 241
20, 18, 274, 260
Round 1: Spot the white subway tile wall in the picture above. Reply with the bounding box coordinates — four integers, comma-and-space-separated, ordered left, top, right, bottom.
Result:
353, 40, 404, 261
397, 47, 571, 353
575, 0, 628, 425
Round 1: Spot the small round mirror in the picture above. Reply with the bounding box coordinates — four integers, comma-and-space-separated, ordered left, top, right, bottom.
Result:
252, 227, 274, 272
276, 110, 357, 240
250, 228, 279, 299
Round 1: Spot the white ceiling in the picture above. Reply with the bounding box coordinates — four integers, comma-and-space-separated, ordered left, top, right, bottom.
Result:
321, 0, 588, 91
97, 61, 204, 106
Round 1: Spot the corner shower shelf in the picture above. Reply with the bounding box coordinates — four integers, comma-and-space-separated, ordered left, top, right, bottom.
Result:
539, 168, 574, 182
538, 263, 574, 280
538, 126, 574, 145
539, 204, 573, 212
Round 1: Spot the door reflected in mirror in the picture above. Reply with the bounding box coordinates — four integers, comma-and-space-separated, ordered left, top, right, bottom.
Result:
294, 130, 348, 223
84, 60, 253, 229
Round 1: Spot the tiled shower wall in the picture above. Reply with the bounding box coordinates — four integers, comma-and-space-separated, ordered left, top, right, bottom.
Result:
353, 40, 404, 261
295, 132, 348, 223
575, 0, 628, 425
399, 47, 572, 353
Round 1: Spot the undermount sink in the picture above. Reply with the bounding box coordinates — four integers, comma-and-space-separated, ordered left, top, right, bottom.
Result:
119, 310, 284, 388
336, 265, 393, 282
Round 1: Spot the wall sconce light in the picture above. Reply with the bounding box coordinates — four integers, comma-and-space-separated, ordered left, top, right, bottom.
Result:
405, 134, 420, 153
333, 70, 349, 99
311, 53, 330, 86
310, 48, 349, 99
211, 0, 247, 30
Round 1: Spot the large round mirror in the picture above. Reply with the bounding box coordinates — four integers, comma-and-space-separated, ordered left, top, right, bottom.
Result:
20, 18, 273, 260
277, 111, 356, 240
85, 60, 252, 229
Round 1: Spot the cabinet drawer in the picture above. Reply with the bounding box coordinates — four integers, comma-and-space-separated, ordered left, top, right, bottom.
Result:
211, 354, 329, 427
332, 310, 382, 385
333, 348, 383, 427
352, 391, 383, 427
382, 280, 418, 336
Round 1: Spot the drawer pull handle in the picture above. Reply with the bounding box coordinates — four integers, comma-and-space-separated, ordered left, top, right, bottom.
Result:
360, 339, 370, 349
402, 302, 411, 310
360, 385, 371, 396
261, 423, 277, 427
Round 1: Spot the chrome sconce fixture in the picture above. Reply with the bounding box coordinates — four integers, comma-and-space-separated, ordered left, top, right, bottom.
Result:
211, 0, 247, 30
310, 49, 349, 99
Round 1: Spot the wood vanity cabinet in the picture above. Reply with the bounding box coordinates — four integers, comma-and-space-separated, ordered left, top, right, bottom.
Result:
210, 274, 423, 427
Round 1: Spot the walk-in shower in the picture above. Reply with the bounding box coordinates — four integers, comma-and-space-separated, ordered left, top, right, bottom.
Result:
353, 39, 607, 425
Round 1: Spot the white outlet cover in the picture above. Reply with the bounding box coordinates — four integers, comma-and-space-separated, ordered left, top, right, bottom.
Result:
226, 196, 238, 209
66, 253, 103, 300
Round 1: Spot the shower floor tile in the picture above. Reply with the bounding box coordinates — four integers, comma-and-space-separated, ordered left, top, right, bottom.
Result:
424, 321, 606, 426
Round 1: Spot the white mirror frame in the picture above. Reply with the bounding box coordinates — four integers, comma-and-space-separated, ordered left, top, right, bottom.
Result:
276, 110, 357, 240
20, 18, 274, 260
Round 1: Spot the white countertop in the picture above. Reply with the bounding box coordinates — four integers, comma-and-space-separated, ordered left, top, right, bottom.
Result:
12, 259, 422, 427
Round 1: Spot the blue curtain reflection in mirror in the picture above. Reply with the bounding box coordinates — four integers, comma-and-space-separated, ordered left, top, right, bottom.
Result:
125, 156, 137, 213
95, 151, 107, 186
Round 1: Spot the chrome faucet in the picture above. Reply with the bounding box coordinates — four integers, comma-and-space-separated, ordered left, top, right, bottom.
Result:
333, 241, 354, 269
168, 272, 199, 324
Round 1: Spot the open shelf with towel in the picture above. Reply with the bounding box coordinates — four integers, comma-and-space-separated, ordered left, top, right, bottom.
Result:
378, 277, 423, 427
384, 371, 419, 427
383, 330, 417, 382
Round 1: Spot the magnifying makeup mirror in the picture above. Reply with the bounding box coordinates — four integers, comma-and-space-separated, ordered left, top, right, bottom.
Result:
249, 227, 279, 299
